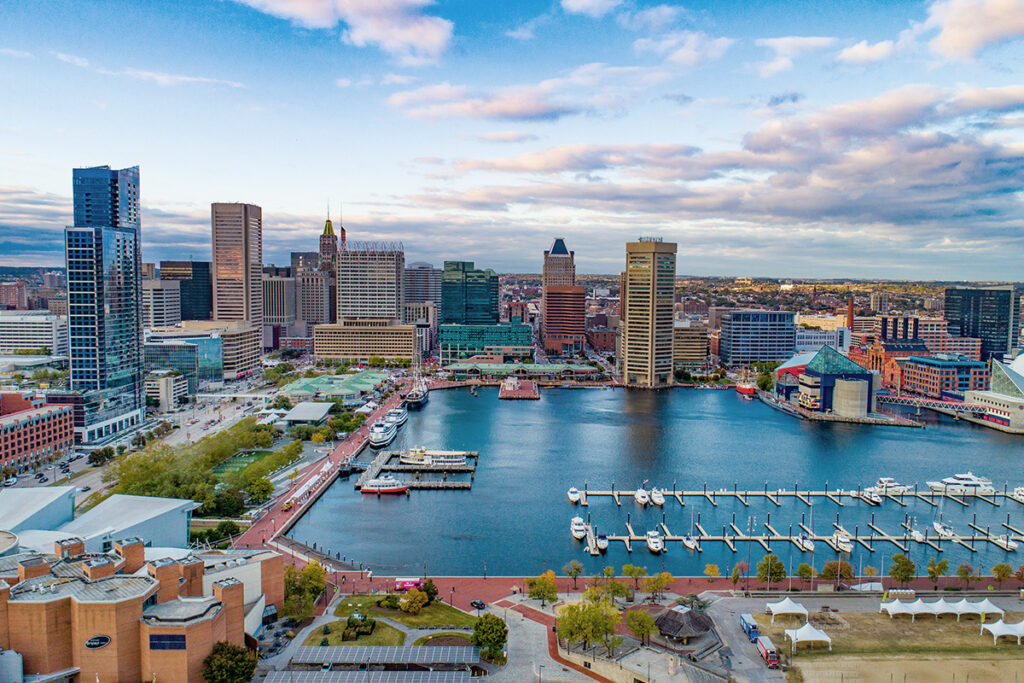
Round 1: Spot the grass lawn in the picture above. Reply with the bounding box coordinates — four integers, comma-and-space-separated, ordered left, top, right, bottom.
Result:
413, 632, 473, 646
303, 620, 405, 647
212, 450, 275, 475
333, 594, 478, 629
753, 611, 1024, 661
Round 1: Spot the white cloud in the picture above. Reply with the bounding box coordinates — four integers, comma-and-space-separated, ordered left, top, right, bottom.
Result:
118, 69, 244, 87
506, 13, 552, 40
0, 48, 33, 59
561, 0, 622, 19
837, 39, 896, 64
336, 77, 353, 87
755, 36, 837, 77
475, 131, 540, 143
233, 0, 454, 66
617, 5, 685, 32
387, 81, 468, 107
925, 0, 1024, 59
53, 52, 89, 67
382, 72, 416, 85
634, 31, 734, 67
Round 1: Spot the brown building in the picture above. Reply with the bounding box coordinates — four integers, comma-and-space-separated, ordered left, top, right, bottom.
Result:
212, 203, 263, 329
586, 326, 616, 353
314, 319, 418, 362
0, 392, 74, 473
620, 239, 676, 388
673, 322, 709, 370
542, 238, 584, 355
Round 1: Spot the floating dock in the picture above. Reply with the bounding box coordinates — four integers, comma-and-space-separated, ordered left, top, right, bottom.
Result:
499, 377, 540, 400
355, 449, 478, 491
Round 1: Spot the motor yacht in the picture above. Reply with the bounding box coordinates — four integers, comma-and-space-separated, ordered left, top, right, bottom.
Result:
368, 420, 398, 448
634, 486, 650, 506
567, 487, 581, 504
570, 516, 587, 540
1010, 487, 1024, 504
832, 531, 853, 553
933, 520, 955, 538
596, 534, 609, 551
646, 530, 664, 553
926, 472, 995, 495
650, 488, 665, 506
993, 535, 1019, 552
856, 488, 882, 505
909, 527, 926, 543
872, 477, 912, 495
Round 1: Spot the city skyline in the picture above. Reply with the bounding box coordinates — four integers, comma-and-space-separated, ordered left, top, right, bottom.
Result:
2, 0, 1024, 277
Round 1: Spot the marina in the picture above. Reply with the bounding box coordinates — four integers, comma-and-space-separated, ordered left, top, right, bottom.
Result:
354, 447, 479, 491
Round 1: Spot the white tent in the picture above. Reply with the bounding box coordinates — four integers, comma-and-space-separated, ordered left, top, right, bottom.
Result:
952, 598, 985, 622
931, 599, 961, 619
766, 597, 808, 623
906, 598, 941, 621
784, 622, 832, 651
975, 598, 1005, 621
880, 600, 914, 619
981, 619, 1024, 645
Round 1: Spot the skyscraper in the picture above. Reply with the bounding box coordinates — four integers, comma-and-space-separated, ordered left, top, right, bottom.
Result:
441, 261, 499, 325
542, 238, 584, 355
64, 165, 145, 442
404, 261, 442, 304
319, 215, 340, 323
159, 260, 212, 320
620, 238, 676, 388
944, 285, 1020, 360
212, 203, 263, 329
338, 241, 404, 321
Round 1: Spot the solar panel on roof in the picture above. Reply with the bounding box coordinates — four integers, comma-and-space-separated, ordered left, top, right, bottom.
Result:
291, 646, 480, 665
264, 672, 472, 683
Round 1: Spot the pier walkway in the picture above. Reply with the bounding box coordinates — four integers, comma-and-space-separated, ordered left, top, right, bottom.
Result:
354, 449, 478, 491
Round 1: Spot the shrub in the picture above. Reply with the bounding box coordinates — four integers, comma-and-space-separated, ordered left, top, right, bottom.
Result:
320, 637, 329, 646
342, 629, 357, 641
381, 594, 401, 610
347, 615, 360, 628
322, 624, 331, 635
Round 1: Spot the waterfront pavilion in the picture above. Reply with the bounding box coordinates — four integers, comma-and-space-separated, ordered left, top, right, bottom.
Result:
445, 362, 598, 381
281, 370, 388, 404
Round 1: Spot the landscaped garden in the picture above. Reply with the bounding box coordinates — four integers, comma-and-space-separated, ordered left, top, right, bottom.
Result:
333, 592, 478, 629
303, 618, 405, 647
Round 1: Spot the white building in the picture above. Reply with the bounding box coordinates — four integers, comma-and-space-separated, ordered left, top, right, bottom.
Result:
142, 279, 182, 328
145, 370, 188, 412
795, 327, 850, 354
338, 241, 404, 321
0, 487, 76, 533
57, 494, 200, 552
0, 311, 68, 356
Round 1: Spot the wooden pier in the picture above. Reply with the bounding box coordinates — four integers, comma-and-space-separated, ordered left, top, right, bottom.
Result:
355, 450, 477, 491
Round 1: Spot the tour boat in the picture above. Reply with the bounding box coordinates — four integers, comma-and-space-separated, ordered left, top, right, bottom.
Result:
634, 481, 650, 506
567, 487, 581, 504
570, 516, 587, 540
798, 534, 815, 552
360, 474, 408, 495
682, 535, 699, 551
399, 446, 469, 467
832, 531, 853, 553
596, 534, 609, 551
933, 520, 955, 538
926, 472, 995, 495
405, 379, 429, 409
368, 420, 398, 448
646, 530, 664, 554
994, 535, 1019, 552
384, 406, 408, 427
650, 487, 665, 506
1010, 487, 1024, 504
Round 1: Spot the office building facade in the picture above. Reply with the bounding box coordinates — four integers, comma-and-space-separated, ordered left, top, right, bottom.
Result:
212, 203, 263, 328
338, 241, 404, 321
313, 320, 418, 362
148, 321, 257, 381
900, 355, 990, 399
673, 321, 708, 370
441, 261, 499, 325
944, 285, 1020, 360
0, 311, 69, 356
141, 279, 181, 328
0, 392, 74, 473
542, 238, 585, 355
159, 260, 212, 321
144, 341, 200, 393
620, 239, 676, 388
404, 261, 442, 304
438, 323, 533, 365
296, 270, 330, 325
719, 310, 797, 366
262, 277, 296, 327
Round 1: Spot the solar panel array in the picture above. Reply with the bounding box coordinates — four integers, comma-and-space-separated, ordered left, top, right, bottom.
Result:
291, 646, 481, 665
265, 671, 472, 683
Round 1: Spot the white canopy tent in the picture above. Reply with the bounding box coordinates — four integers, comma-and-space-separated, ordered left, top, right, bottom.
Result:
952, 599, 985, 622
906, 599, 939, 621
981, 619, 1024, 645
766, 597, 808, 623
880, 598, 1005, 622
975, 599, 1005, 621
880, 599, 915, 619
784, 622, 832, 651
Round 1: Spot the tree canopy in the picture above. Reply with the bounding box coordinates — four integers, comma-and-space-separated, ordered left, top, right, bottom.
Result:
201, 641, 256, 683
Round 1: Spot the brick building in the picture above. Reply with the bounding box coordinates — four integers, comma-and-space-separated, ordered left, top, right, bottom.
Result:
899, 355, 990, 398
0, 393, 74, 474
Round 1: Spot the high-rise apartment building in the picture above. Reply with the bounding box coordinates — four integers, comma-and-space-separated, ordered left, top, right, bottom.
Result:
441, 261, 499, 325
159, 260, 212, 320
870, 291, 890, 313
212, 203, 263, 328
620, 239, 676, 388
404, 261, 442, 304
338, 241, 404, 321
0, 280, 29, 309
64, 165, 144, 442
944, 285, 1021, 360
141, 279, 181, 328
542, 238, 584, 355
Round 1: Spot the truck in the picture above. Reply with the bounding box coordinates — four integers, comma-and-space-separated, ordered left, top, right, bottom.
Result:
755, 636, 779, 669
739, 613, 760, 642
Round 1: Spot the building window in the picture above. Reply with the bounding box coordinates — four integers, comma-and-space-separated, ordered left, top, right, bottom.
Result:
149, 634, 186, 650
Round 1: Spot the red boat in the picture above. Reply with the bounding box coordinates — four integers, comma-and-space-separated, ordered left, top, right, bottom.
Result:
736, 380, 756, 396
360, 474, 408, 495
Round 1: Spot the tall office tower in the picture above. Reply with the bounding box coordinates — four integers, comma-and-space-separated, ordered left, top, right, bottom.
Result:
142, 279, 181, 328
404, 261, 442, 304
944, 285, 1021, 360
160, 260, 212, 320
64, 165, 144, 442
297, 270, 331, 325
542, 238, 584, 355
263, 277, 296, 326
212, 203, 263, 329
319, 215, 340, 323
619, 238, 676, 388
441, 261, 499, 325
291, 251, 319, 273
338, 241, 404, 321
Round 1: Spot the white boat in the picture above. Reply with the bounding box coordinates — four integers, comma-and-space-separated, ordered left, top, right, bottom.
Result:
567, 487, 581, 504
650, 488, 665, 506
570, 516, 587, 540
857, 489, 882, 505
682, 535, 699, 550
368, 420, 397, 448
398, 446, 469, 467
646, 530, 664, 553
933, 520, 955, 538
832, 531, 853, 553
384, 406, 408, 427
910, 527, 926, 543
405, 378, 429, 409
596, 534, 609, 551
360, 474, 408, 495
634, 486, 650, 506
873, 477, 912, 495
993, 534, 1019, 551
926, 472, 995, 495
1010, 487, 1024, 504
798, 534, 815, 552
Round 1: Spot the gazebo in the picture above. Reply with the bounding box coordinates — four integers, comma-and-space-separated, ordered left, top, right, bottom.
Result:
655, 605, 714, 645
766, 597, 808, 623
784, 622, 832, 653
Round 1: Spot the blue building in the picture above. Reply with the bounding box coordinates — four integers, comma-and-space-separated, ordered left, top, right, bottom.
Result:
719, 310, 796, 366
797, 345, 877, 417
64, 165, 145, 443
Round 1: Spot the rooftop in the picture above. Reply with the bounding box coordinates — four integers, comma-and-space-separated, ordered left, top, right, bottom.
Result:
445, 362, 598, 374
0, 529, 17, 555
281, 370, 388, 398
59, 494, 199, 540
281, 401, 334, 423
10, 573, 157, 603
142, 595, 222, 624
0, 487, 76, 532
806, 345, 868, 376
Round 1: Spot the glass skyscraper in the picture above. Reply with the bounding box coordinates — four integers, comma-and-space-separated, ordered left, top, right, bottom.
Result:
160, 260, 212, 320
944, 285, 1021, 360
64, 165, 145, 443
441, 261, 499, 325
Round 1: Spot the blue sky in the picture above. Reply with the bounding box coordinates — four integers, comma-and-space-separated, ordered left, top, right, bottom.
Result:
1, 0, 1023, 277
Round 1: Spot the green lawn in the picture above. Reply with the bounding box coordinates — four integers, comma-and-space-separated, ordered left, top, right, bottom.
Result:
333, 594, 478, 629
303, 620, 405, 647
413, 631, 473, 646
212, 450, 275, 475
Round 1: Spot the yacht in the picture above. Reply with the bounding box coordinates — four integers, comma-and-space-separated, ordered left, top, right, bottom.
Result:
360, 474, 408, 495
1010, 487, 1024, 504
368, 420, 398, 448
853, 488, 882, 505
909, 527, 926, 543
872, 477, 912, 496
398, 447, 469, 466
567, 487, 581, 504
646, 530, 664, 553
798, 534, 815, 552
832, 531, 853, 553
926, 472, 995, 495
634, 486, 650, 506
595, 534, 609, 551
405, 378, 429, 409
682, 535, 699, 551
650, 488, 665, 506
933, 520, 955, 539
994, 535, 1019, 552
570, 516, 587, 540
384, 406, 408, 427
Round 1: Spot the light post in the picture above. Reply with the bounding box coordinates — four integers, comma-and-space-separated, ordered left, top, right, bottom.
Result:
538, 664, 544, 682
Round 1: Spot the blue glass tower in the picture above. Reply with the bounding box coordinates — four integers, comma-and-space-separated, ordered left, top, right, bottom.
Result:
64, 165, 145, 443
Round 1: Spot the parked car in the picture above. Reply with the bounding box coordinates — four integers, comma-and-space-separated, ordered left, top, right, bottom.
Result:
470, 600, 486, 610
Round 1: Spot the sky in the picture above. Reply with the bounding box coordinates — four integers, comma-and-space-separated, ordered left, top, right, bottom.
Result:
1, 0, 1023, 278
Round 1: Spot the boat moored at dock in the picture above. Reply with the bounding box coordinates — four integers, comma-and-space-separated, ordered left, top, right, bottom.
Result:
596, 533, 609, 551
927, 472, 995, 495
570, 516, 587, 540
398, 446, 470, 467
634, 482, 650, 506
832, 530, 853, 552
650, 488, 665, 506
798, 534, 815, 552
870, 477, 912, 496
360, 474, 408, 495
646, 530, 664, 553
385, 406, 408, 427
405, 378, 429, 409
933, 520, 955, 538
567, 487, 581, 504
368, 420, 398, 448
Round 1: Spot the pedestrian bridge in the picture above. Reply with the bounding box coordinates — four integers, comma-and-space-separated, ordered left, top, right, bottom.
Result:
877, 394, 986, 411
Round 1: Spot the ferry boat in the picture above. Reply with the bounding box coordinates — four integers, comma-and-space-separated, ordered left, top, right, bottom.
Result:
933, 520, 955, 538
926, 472, 995, 495
405, 378, 429, 409
567, 487, 581, 504
993, 535, 1019, 551
634, 486, 650, 506
360, 474, 408, 495
798, 534, 815, 552
384, 406, 408, 427
682, 535, 699, 551
596, 533, 609, 551
398, 446, 469, 467
368, 420, 398, 448
646, 530, 664, 553
570, 516, 587, 540
650, 488, 665, 506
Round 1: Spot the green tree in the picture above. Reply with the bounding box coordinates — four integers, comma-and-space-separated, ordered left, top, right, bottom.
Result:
245, 477, 274, 503
756, 554, 785, 586
888, 554, 916, 587
644, 572, 673, 601
401, 588, 428, 615
201, 641, 256, 683
563, 560, 584, 590
819, 561, 853, 581
421, 578, 439, 604
586, 567, 629, 603
557, 595, 620, 653
272, 394, 292, 410
526, 570, 558, 606
992, 563, 1013, 588
864, 566, 878, 578
703, 564, 720, 579
214, 521, 240, 540
625, 609, 657, 646
796, 563, 815, 581
927, 557, 949, 590
622, 564, 648, 590
730, 564, 741, 587
471, 613, 508, 661
1015, 564, 1024, 586
957, 563, 975, 589
283, 561, 327, 620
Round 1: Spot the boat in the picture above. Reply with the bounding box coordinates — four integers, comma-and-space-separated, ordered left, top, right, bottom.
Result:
398, 446, 469, 466
1010, 486, 1024, 504
926, 472, 995, 495
832, 531, 853, 553
567, 487, 581, 504
360, 474, 408, 495
992, 534, 1019, 551
646, 530, 664, 553
368, 420, 398, 448
634, 484, 650, 506
650, 488, 665, 506
682, 535, 699, 551
933, 520, 955, 538
735, 368, 757, 396
798, 534, 815, 552
570, 516, 587, 540
405, 378, 429, 409
872, 477, 912, 496
909, 527, 926, 543
596, 534, 609, 551
856, 489, 882, 505
384, 406, 408, 427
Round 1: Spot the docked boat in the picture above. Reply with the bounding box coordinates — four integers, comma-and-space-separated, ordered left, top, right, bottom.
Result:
872, 477, 912, 496
646, 530, 664, 553
933, 520, 955, 538
832, 531, 853, 553
926, 472, 995, 495
994, 534, 1019, 551
798, 534, 815, 552
570, 516, 587, 540
634, 485, 650, 506
567, 487, 581, 504
682, 535, 699, 551
1010, 487, 1024, 504
368, 420, 398, 448
910, 527, 926, 543
856, 489, 882, 505
735, 369, 757, 396
650, 488, 665, 506
596, 534, 609, 551
405, 378, 429, 409
360, 474, 408, 495
384, 406, 408, 427
398, 446, 469, 467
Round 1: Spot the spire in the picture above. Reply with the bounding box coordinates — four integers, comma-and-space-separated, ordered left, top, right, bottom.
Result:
323, 201, 335, 236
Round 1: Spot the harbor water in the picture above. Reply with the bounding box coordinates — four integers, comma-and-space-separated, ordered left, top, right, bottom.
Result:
288, 387, 1024, 577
